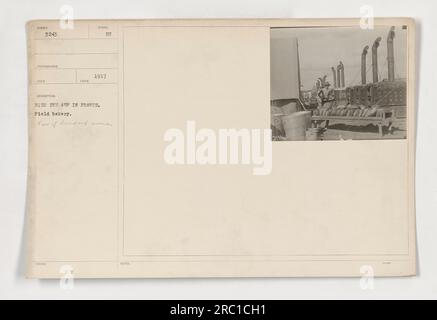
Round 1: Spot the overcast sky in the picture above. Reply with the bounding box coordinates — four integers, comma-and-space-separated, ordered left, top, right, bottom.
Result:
271, 26, 407, 90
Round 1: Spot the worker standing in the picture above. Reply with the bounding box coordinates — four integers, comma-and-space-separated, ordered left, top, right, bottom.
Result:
317, 82, 331, 108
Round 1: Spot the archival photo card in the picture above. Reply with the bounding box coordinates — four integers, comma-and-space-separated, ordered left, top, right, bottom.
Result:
26, 19, 416, 278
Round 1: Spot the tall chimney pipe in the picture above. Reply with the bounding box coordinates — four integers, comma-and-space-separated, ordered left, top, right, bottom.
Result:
339, 61, 345, 88
361, 45, 369, 84
387, 26, 395, 81
372, 37, 382, 83
331, 67, 337, 88
337, 64, 341, 88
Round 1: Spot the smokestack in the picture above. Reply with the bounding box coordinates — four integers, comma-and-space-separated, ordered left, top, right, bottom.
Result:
387, 26, 395, 81
331, 67, 337, 88
372, 37, 382, 83
361, 45, 369, 84
339, 61, 345, 88
337, 63, 341, 88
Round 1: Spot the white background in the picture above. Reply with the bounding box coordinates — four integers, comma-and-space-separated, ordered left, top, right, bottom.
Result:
0, 0, 436, 299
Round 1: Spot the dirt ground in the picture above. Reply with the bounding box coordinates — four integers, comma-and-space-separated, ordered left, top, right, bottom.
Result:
321, 120, 407, 140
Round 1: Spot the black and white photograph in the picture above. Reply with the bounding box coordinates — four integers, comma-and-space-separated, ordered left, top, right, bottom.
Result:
270, 26, 408, 141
